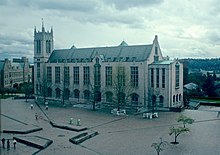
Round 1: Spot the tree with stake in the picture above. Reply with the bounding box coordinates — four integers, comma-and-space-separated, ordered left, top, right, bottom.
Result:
177, 114, 194, 128
169, 126, 190, 144
151, 137, 168, 155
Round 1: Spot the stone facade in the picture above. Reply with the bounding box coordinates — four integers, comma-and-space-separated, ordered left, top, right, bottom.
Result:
34, 24, 183, 109
0, 57, 31, 88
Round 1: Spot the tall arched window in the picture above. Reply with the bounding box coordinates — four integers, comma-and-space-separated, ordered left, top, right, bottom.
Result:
179, 94, 181, 101
84, 90, 91, 100
159, 95, 164, 103
131, 93, 139, 105
55, 88, 60, 98
175, 63, 180, 88
74, 89, 80, 99
173, 95, 175, 103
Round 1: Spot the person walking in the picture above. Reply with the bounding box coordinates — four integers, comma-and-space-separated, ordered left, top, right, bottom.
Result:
7, 139, 10, 149
13, 139, 17, 149
35, 113, 38, 120
2, 138, 5, 148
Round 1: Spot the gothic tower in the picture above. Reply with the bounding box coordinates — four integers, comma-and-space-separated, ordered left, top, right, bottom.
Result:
34, 21, 54, 95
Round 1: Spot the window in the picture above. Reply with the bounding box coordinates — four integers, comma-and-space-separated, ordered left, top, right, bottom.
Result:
176, 95, 178, 102
156, 68, 159, 88
159, 95, 164, 103
84, 90, 91, 100
74, 89, 80, 98
55, 88, 61, 98
106, 66, 112, 86
73, 67, 79, 84
94, 91, 101, 102
131, 66, 138, 87
155, 46, 158, 55
175, 63, 180, 88
64, 66, 69, 85
131, 93, 139, 104
151, 68, 154, 88
94, 58, 101, 87
162, 68, 165, 88
179, 94, 181, 101
37, 63, 40, 78
83, 67, 90, 85
46, 40, 51, 53
36, 40, 41, 53
55, 67, 60, 84
47, 67, 52, 83
173, 95, 175, 103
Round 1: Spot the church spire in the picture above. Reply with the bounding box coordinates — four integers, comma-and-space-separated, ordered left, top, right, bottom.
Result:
34, 26, 36, 35
50, 26, 53, 34
42, 18, 45, 32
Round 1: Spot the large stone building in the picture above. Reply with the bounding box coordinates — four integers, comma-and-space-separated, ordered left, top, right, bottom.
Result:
0, 57, 31, 88
34, 24, 183, 110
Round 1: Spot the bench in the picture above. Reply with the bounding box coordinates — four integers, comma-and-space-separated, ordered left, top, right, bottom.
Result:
143, 112, 158, 119
111, 109, 126, 116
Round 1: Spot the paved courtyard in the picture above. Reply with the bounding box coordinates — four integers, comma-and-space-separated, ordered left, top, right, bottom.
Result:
0, 98, 220, 155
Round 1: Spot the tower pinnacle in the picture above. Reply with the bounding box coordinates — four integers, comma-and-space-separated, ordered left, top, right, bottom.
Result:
42, 18, 45, 32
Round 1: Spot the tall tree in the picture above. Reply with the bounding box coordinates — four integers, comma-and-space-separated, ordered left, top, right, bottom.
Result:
21, 82, 34, 102
112, 65, 133, 111
203, 73, 216, 97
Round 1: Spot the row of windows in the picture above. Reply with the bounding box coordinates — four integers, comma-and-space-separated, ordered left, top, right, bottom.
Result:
44, 87, 140, 104
173, 94, 182, 103
36, 40, 51, 54
4, 72, 23, 79
151, 68, 166, 88
47, 66, 139, 87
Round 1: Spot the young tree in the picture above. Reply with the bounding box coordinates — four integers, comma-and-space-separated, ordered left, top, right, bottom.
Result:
177, 114, 194, 128
37, 71, 49, 104
21, 82, 34, 102
0, 87, 5, 97
169, 126, 190, 144
112, 65, 133, 111
151, 137, 168, 155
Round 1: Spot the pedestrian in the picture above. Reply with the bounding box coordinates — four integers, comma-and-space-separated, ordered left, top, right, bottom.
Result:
13, 139, 17, 149
217, 111, 220, 117
35, 113, 38, 120
2, 138, 5, 148
31, 104, 33, 109
7, 139, 10, 149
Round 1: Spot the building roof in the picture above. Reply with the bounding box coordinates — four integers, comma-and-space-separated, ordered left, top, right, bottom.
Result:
11, 62, 23, 69
184, 82, 198, 90
152, 60, 174, 65
48, 43, 153, 63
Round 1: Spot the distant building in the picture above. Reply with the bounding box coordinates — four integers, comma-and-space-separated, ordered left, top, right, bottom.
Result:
34, 23, 183, 109
184, 82, 198, 91
0, 57, 31, 88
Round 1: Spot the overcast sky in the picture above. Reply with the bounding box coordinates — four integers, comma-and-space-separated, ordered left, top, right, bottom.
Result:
0, 0, 220, 62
